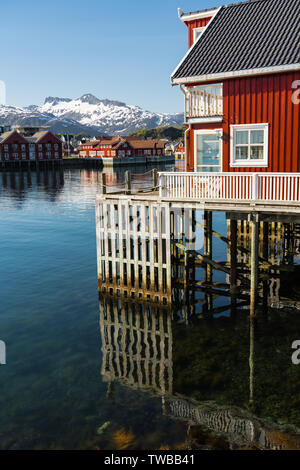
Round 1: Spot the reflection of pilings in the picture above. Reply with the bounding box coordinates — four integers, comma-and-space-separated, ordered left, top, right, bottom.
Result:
165, 397, 300, 450
99, 295, 173, 395
249, 318, 255, 404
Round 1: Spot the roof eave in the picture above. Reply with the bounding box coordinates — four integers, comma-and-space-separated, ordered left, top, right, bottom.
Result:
171, 64, 300, 85
179, 8, 219, 23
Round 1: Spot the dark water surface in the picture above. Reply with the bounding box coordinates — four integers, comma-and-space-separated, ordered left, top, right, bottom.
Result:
1, 167, 300, 450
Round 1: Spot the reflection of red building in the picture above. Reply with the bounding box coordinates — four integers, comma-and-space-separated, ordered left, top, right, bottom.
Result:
78, 136, 167, 158
0, 129, 63, 161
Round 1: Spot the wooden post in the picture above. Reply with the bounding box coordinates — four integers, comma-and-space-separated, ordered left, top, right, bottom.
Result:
101, 173, 106, 195
152, 168, 158, 190
125, 170, 131, 195
250, 213, 259, 317
230, 219, 238, 292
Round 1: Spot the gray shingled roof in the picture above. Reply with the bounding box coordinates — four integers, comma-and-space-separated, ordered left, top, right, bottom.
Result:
172, 0, 300, 83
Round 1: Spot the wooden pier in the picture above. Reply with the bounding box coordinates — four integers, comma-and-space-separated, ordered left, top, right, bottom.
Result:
96, 173, 300, 318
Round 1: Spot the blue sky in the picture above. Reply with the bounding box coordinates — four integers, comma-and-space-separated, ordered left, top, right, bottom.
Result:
1, 0, 241, 113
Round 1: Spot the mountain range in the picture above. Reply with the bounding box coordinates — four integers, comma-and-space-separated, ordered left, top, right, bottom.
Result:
0, 94, 184, 136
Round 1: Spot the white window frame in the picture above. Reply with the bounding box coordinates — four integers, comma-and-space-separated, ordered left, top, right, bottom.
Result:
193, 27, 205, 44
194, 129, 223, 172
230, 123, 269, 168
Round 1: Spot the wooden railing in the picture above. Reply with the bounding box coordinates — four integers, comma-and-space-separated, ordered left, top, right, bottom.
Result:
159, 172, 300, 202
185, 84, 223, 119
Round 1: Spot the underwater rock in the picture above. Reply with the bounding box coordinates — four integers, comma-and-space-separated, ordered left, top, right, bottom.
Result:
96, 421, 111, 435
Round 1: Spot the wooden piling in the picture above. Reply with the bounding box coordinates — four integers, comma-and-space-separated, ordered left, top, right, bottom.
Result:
250, 213, 259, 317
152, 168, 158, 190
125, 170, 131, 195
101, 173, 106, 195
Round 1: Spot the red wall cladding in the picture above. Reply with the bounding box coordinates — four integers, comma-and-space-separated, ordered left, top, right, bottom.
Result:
187, 71, 300, 173
185, 17, 212, 48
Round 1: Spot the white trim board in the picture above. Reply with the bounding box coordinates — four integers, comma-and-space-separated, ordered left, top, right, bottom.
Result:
230, 123, 269, 168
172, 64, 300, 85
179, 9, 219, 22
194, 128, 223, 172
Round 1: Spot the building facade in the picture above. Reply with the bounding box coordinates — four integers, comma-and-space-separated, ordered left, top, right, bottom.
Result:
78, 136, 167, 159
0, 128, 63, 161
173, 0, 300, 174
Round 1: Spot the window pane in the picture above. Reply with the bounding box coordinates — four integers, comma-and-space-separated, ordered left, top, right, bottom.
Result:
198, 166, 221, 172
235, 130, 248, 145
250, 145, 264, 160
250, 130, 264, 144
197, 134, 221, 166
235, 146, 248, 160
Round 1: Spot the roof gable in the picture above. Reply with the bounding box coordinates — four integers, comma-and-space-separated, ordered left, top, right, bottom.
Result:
31, 131, 62, 144
172, 0, 300, 84
0, 130, 28, 144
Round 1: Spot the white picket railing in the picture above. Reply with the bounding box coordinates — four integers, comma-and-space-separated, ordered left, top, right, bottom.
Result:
185, 84, 223, 119
158, 172, 300, 202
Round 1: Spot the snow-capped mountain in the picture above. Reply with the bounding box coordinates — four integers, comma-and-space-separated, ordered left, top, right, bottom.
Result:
0, 94, 183, 135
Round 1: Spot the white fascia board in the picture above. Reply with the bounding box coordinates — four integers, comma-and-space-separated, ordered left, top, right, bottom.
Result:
170, 8, 221, 84
172, 64, 300, 85
186, 117, 223, 124
179, 9, 219, 22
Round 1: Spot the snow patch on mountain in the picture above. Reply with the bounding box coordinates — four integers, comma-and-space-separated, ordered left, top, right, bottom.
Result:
0, 93, 184, 135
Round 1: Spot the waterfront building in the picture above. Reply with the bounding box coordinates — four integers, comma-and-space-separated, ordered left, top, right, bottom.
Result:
174, 141, 185, 160
173, 0, 299, 174
0, 128, 63, 161
78, 136, 167, 159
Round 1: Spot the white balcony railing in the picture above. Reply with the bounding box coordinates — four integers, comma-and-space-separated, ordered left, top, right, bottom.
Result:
185, 84, 223, 120
159, 172, 300, 202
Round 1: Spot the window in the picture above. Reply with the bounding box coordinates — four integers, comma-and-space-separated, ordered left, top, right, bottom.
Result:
22, 153, 26, 160
38, 144, 42, 151
231, 124, 268, 167
194, 129, 222, 172
4, 144, 8, 151
13, 153, 19, 160
21, 144, 26, 151
193, 27, 205, 44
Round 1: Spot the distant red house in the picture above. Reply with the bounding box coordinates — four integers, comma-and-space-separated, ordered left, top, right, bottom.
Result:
0, 129, 63, 161
77, 136, 167, 158
174, 141, 185, 160
172, 0, 300, 173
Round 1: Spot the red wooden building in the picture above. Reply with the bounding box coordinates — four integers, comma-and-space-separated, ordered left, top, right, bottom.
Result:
172, 0, 300, 174
78, 136, 167, 158
0, 129, 63, 161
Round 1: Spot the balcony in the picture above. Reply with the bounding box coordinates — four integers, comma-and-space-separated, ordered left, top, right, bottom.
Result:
159, 172, 300, 203
184, 83, 223, 122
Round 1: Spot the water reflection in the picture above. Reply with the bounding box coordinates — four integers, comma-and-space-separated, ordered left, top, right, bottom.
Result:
97, 203, 300, 449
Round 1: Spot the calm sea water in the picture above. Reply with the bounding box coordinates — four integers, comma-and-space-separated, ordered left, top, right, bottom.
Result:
1, 167, 300, 450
